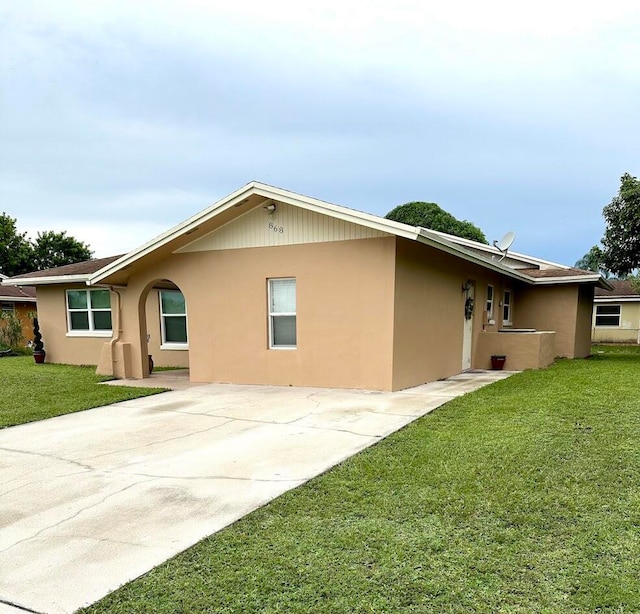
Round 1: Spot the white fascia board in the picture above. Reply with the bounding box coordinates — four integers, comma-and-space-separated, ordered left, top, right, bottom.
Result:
594, 296, 640, 302
529, 275, 605, 286
2, 275, 91, 286
0, 295, 37, 302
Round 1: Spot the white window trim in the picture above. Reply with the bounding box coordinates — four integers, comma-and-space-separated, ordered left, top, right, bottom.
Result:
159, 290, 189, 349
66, 330, 113, 338
66, 289, 112, 336
268, 277, 297, 350
594, 304, 621, 328
503, 289, 512, 326
1, 302, 15, 314
486, 284, 494, 318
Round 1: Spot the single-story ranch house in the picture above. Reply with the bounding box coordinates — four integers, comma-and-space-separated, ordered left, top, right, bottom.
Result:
5, 182, 611, 391
592, 280, 640, 344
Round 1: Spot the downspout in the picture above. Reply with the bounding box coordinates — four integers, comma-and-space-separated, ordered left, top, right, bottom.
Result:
90, 283, 124, 377
108, 287, 123, 376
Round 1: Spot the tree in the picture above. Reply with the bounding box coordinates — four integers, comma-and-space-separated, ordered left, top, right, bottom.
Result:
601, 173, 640, 277
32, 230, 93, 271
0, 213, 94, 276
385, 201, 488, 243
574, 245, 609, 276
0, 213, 34, 277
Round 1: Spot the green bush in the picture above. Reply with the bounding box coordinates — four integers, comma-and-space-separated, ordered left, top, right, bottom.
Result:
0, 312, 25, 349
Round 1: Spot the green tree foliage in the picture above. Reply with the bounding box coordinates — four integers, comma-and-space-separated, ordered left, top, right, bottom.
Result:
385, 201, 488, 243
0, 213, 94, 276
0, 213, 33, 277
602, 173, 640, 277
32, 230, 93, 271
574, 245, 609, 276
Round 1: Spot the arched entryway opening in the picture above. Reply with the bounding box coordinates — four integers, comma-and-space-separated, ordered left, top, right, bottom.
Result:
138, 278, 190, 378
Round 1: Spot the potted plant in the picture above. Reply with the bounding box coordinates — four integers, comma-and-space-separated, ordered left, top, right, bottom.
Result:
33, 317, 46, 364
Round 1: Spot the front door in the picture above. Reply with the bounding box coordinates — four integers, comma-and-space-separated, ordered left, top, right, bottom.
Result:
461, 282, 475, 370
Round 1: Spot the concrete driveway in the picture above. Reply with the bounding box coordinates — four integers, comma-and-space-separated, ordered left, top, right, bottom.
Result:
0, 371, 512, 614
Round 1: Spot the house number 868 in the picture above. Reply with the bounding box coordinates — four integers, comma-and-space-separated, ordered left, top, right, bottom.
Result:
268, 222, 284, 233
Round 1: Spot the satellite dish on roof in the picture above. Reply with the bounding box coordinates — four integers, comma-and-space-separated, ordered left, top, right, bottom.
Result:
493, 231, 515, 261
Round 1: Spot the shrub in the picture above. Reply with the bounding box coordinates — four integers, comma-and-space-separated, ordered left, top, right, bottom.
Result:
0, 312, 24, 349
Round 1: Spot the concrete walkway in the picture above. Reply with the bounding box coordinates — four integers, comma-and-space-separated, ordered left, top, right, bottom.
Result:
0, 371, 514, 614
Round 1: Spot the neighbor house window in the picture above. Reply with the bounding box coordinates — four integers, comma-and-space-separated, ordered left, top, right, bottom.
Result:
503, 289, 512, 325
486, 285, 494, 318
1, 303, 14, 314
66, 289, 112, 334
268, 278, 296, 348
160, 290, 188, 348
595, 305, 621, 327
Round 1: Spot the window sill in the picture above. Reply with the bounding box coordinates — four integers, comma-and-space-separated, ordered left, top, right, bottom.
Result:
269, 346, 297, 350
160, 343, 189, 351
66, 330, 113, 338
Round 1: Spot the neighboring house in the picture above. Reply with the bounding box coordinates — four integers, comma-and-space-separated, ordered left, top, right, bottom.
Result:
4, 182, 610, 391
592, 280, 640, 344
0, 273, 37, 341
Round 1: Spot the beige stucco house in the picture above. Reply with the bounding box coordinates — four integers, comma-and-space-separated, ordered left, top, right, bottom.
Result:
592, 280, 640, 344
4, 182, 610, 391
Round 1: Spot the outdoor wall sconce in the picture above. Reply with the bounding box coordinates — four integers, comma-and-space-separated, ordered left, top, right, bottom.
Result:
461, 280, 472, 294
263, 203, 277, 214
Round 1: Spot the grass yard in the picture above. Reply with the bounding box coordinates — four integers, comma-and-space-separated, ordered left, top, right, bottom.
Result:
80, 347, 640, 613
0, 355, 167, 428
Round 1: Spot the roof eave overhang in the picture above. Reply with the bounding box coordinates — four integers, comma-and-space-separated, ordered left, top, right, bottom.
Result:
0, 295, 37, 302
415, 229, 536, 283
528, 275, 613, 289
594, 296, 640, 302
2, 275, 91, 286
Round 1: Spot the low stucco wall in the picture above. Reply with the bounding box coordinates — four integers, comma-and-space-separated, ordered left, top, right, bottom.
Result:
475, 331, 556, 371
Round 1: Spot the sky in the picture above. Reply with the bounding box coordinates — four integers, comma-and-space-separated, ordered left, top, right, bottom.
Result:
1, 0, 639, 266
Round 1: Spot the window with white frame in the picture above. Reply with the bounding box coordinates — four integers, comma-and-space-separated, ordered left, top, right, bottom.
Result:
503, 289, 512, 325
1, 302, 14, 314
66, 289, 112, 334
595, 305, 621, 327
486, 284, 494, 318
268, 278, 296, 348
160, 290, 188, 348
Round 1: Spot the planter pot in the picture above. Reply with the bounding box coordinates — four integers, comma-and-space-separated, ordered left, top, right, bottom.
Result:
148, 354, 154, 373
33, 350, 46, 364
491, 354, 506, 370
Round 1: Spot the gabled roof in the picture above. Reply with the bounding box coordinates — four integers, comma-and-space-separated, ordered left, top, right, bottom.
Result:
3, 182, 611, 290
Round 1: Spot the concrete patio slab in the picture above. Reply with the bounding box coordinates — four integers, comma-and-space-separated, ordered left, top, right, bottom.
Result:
0, 370, 514, 614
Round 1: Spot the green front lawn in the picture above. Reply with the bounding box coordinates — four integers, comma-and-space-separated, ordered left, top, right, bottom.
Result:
81, 350, 640, 613
0, 356, 166, 428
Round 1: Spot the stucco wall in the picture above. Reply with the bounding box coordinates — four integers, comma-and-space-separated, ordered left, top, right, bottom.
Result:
117, 237, 397, 390
513, 285, 581, 358
574, 284, 595, 356
35, 286, 110, 365
476, 331, 556, 370
391, 239, 515, 390
592, 301, 640, 344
